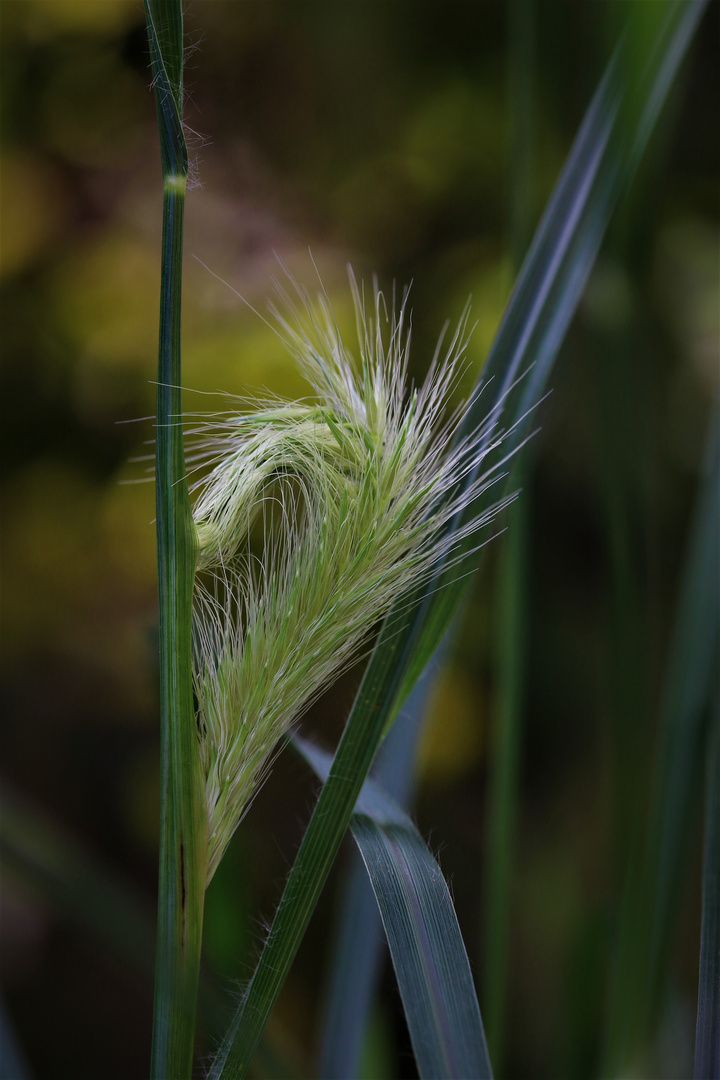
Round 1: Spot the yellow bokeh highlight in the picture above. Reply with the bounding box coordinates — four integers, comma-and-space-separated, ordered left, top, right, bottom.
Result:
416, 664, 485, 785
459, 257, 513, 379
100, 458, 158, 590
182, 275, 360, 404
403, 80, 507, 198
46, 229, 159, 416
1, 459, 157, 719
0, 151, 66, 278
12, 0, 141, 39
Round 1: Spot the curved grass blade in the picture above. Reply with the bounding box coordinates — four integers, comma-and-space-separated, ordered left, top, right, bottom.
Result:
209, 8, 707, 1075
318, 671, 434, 1079
145, 1, 206, 1077
695, 711, 720, 1080
297, 737, 492, 1080
351, 823, 488, 1080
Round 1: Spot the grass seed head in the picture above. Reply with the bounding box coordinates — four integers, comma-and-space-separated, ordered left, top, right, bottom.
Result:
190, 270, 512, 884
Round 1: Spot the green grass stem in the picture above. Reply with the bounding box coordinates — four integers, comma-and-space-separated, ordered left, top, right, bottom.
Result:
145, 2, 207, 1076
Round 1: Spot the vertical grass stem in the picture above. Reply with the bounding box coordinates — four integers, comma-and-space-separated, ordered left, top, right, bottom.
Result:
152, 179, 206, 1080
145, 2, 206, 1076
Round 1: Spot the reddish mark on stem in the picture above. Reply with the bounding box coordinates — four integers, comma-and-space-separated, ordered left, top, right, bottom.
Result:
180, 836, 187, 948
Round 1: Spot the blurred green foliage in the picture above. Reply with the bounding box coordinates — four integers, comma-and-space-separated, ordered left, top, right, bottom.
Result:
0, 2, 717, 1077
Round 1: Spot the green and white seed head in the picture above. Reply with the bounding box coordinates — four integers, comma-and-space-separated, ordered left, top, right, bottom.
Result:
189, 270, 513, 884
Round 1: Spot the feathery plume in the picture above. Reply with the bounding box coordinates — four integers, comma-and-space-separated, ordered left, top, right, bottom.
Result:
189, 270, 513, 883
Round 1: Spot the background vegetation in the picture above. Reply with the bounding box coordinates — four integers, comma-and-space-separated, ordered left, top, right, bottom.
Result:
1, 1, 718, 1077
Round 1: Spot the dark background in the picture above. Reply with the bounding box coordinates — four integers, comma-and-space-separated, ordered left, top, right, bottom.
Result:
1, 2, 718, 1077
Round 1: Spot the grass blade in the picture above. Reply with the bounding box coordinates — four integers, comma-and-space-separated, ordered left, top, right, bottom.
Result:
145, 2, 206, 1076
350, 823, 488, 1080
318, 671, 434, 1079
209, 8, 706, 1074
297, 737, 492, 1080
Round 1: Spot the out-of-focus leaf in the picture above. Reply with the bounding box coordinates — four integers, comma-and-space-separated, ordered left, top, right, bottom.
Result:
695, 712, 720, 1080
0, 993, 31, 1080
483, 470, 529, 1065
296, 737, 492, 1080
318, 855, 381, 1080
604, 404, 719, 1073
481, 0, 537, 1063
0, 785, 156, 978
0, 787, 297, 1077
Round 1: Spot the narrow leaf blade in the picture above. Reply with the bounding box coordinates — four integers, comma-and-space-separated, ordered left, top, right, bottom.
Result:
298, 738, 492, 1080
353, 820, 490, 1080
318, 674, 431, 1079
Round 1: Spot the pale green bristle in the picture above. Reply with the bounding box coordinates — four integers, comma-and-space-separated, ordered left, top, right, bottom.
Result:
189, 273, 512, 884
